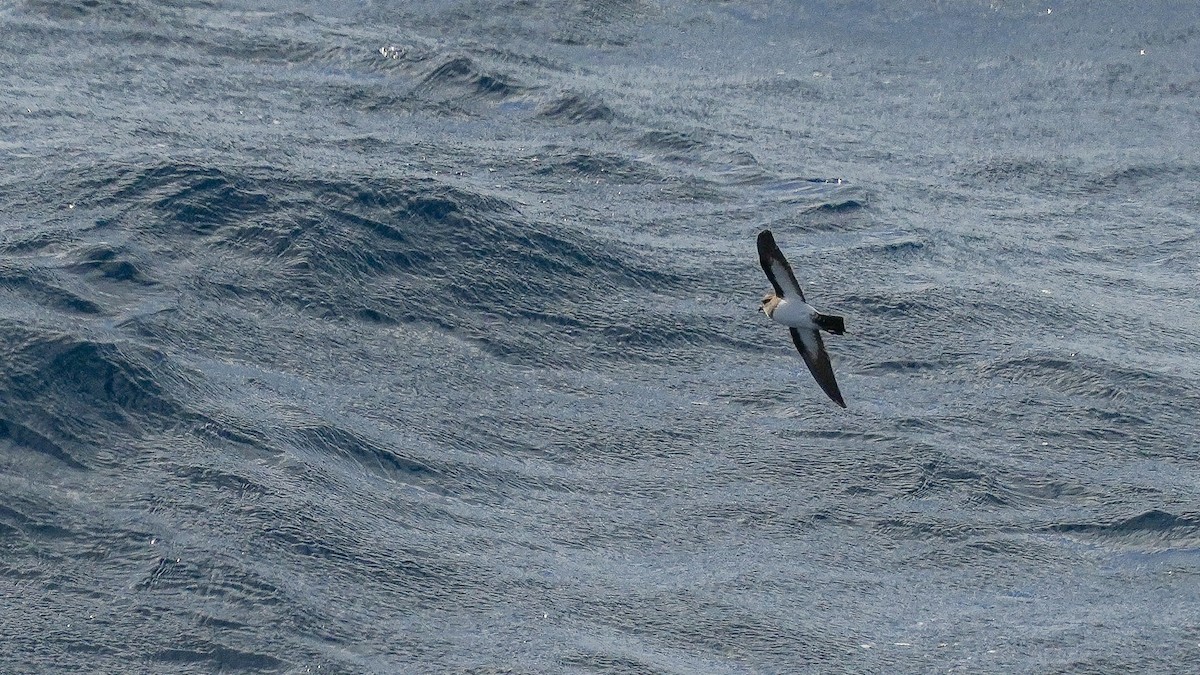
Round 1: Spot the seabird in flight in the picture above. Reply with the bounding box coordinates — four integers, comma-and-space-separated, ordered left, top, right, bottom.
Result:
757, 229, 847, 408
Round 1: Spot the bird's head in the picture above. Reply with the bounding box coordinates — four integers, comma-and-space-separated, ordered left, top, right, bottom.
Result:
759, 293, 778, 316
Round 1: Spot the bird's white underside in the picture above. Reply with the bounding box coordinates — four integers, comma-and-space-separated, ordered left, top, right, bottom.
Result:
768, 297, 817, 329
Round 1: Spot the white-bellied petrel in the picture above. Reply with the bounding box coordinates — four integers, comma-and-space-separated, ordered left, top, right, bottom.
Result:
757, 229, 847, 408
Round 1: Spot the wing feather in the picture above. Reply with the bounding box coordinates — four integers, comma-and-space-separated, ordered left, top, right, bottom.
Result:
789, 327, 846, 408
757, 230, 805, 301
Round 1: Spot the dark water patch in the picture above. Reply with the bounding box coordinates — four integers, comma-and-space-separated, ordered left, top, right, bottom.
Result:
65, 243, 150, 284
715, 385, 815, 411
841, 282, 1092, 345
877, 452, 993, 502
537, 91, 617, 123
963, 535, 1053, 559
652, 176, 727, 203
1080, 405, 1151, 428
267, 518, 362, 569
261, 505, 467, 610
994, 474, 1091, 505
851, 234, 925, 257
25, 338, 180, 420
859, 358, 951, 374
579, 593, 851, 667
637, 128, 708, 154
533, 148, 658, 182
192, 28, 332, 69
805, 195, 868, 212
468, 41, 577, 76
0, 499, 72, 542
291, 422, 440, 485
175, 464, 269, 501
545, 0, 649, 48
1053, 509, 1198, 535
0, 323, 189, 453
775, 426, 897, 446
19, 0, 167, 23
0, 265, 103, 314
558, 650, 663, 674
758, 209, 873, 235
190, 416, 279, 459
858, 444, 1094, 509
418, 55, 528, 100
132, 552, 286, 617
140, 554, 212, 592
258, 178, 692, 358
744, 177, 870, 215
983, 352, 1197, 403
0, 226, 69, 255
1083, 161, 1200, 197
957, 156, 1089, 197
150, 643, 287, 672
586, 312, 756, 365
461, 322, 592, 369
725, 74, 827, 100
1049, 510, 1200, 550
513, 414, 704, 467
92, 161, 689, 358
873, 516, 991, 544
840, 288, 943, 320
283, 413, 573, 506
0, 416, 86, 470
101, 162, 273, 236
429, 422, 581, 498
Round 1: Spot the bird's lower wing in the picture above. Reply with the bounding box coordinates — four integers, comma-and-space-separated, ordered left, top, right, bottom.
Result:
789, 327, 846, 408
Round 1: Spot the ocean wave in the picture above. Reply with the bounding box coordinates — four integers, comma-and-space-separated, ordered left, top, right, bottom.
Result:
0, 322, 187, 466
537, 91, 617, 123
68, 158, 697, 371
1049, 510, 1200, 550
417, 54, 529, 100
0, 266, 103, 315
5, 1, 1200, 671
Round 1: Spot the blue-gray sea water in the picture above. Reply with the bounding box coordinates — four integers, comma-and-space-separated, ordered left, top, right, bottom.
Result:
3, 1, 1199, 672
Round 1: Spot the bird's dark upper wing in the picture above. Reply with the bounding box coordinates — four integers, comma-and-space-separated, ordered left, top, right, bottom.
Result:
789, 327, 846, 408
757, 230, 805, 301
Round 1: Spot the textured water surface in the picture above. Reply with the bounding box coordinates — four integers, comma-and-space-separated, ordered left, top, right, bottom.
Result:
2, 0, 1199, 672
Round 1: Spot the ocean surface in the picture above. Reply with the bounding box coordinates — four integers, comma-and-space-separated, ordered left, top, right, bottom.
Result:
3, 1, 1199, 672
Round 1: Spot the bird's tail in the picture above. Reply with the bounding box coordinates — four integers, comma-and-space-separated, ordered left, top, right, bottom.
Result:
815, 313, 845, 335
